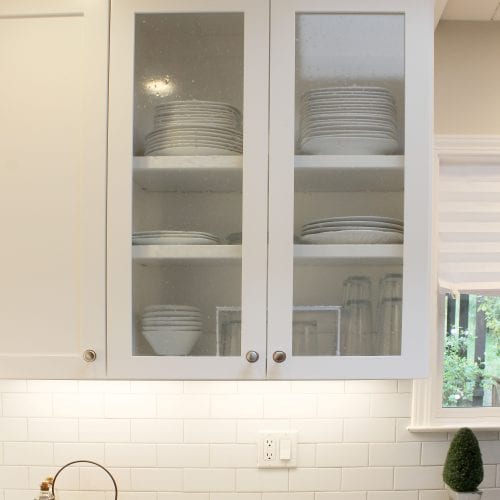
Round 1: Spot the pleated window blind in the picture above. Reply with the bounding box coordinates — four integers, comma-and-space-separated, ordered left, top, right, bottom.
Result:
439, 160, 500, 294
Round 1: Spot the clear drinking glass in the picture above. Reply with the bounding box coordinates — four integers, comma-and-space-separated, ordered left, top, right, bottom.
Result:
378, 298, 402, 355
342, 276, 372, 305
341, 299, 374, 355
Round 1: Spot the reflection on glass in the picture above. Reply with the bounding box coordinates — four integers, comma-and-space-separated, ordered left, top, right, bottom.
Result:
216, 307, 241, 356
132, 13, 244, 357
292, 306, 341, 356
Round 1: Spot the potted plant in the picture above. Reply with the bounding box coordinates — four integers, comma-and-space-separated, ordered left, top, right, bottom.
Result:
443, 428, 483, 500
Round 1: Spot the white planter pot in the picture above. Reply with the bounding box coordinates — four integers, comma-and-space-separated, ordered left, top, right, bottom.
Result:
446, 487, 482, 500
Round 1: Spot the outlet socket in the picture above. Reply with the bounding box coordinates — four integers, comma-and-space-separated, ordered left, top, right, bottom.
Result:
257, 430, 298, 468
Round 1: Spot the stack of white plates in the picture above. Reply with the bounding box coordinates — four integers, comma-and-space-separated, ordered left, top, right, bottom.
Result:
145, 100, 243, 156
133, 230, 220, 245
299, 86, 399, 155
300, 216, 404, 244
141, 305, 203, 355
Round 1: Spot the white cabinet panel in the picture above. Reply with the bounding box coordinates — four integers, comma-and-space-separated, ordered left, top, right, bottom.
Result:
0, 0, 108, 378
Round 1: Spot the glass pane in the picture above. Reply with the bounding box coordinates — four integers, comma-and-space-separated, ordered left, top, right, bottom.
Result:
442, 293, 500, 408
293, 13, 405, 357
132, 13, 244, 357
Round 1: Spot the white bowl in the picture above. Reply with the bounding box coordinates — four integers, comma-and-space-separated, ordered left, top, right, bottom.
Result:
142, 330, 202, 355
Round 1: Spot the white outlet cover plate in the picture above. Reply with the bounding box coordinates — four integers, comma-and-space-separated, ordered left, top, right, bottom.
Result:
257, 430, 298, 468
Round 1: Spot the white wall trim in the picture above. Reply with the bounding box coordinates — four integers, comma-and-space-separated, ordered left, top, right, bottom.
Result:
410, 134, 500, 432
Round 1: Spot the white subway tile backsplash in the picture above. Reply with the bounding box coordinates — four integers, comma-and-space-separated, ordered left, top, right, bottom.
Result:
185, 382, 237, 394
0, 418, 27, 441
131, 381, 183, 394
480, 441, 500, 464
291, 382, 345, 394
315, 493, 366, 500
237, 420, 290, 444
289, 468, 341, 492
53, 393, 104, 418
239, 382, 291, 394
80, 466, 131, 490
131, 468, 183, 491
105, 443, 156, 467
0, 466, 29, 489
318, 395, 370, 418
211, 395, 263, 419
296, 444, 316, 467
54, 442, 104, 464
394, 466, 444, 490
185, 420, 237, 443
236, 469, 288, 492
210, 444, 256, 468
291, 420, 342, 444
343, 419, 395, 443
131, 419, 183, 443
420, 442, 449, 466
341, 468, 393, 491
4, 443, 53, 465
369, 443, 420, 466
79, 418, 130, 443
369, 394, 411, 418
158, 395, 210, 419
0, 379, 498, 500
105, 394, 156, 419
28, 418, 78, 442
264, 395, 317, 419
3, 393, 52, 417
367, 493, 417, 500
158, 444, 210, 467
184, 469, 235, 492
316, 444, 369, 467
345, 381, 397, 394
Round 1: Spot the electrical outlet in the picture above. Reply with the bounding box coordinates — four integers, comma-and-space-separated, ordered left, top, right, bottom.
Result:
257, 431, 298, 468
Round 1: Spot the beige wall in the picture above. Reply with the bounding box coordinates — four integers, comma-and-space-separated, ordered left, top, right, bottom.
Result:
435, 20, 500, 134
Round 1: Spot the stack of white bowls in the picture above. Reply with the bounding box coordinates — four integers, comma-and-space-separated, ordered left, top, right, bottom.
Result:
141, 305, 203, 356
299, 86, 398, 155
145, 100, 243, 156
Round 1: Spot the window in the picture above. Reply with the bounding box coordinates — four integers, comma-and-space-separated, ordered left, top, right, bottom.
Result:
411, 136, 500, 430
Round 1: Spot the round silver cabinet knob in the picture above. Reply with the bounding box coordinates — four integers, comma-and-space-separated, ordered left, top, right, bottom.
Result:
83, 349, 97, 363
272, 351, 287, 363
246, 351, 259, 363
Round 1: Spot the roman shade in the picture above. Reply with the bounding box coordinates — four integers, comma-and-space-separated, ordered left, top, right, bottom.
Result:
439, 158, 500, 295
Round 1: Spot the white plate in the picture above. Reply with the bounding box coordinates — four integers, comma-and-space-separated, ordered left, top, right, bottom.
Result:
303, 85, 393, 94
144, 304, 200, 311
142, 327, 203, 332
155, 100, 241, 112
146, 136, 242, 148
300, 229, 404, 244
303, 215, 403, 225
145, 145, 241, 156
133, 236, 219, 245
142, 320, 203, 327
301, 131, 398, 141
133, 231, 219, 240
301, 123, 397, 136
301, 227, 403, 236
142, 315, 202, 321
300, 136, 398, 155
302, 221, 404, 232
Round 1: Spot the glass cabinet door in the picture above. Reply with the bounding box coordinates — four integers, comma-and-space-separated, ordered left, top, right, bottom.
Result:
268, 0, 434, 379
107, 0, 269, 378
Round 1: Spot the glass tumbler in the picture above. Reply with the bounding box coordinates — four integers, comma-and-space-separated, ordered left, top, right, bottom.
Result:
378, 298, 402, 355
341, 299, 373, 355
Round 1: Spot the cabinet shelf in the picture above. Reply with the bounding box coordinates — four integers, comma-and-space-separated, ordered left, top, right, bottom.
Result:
133, 244, 242, 265
133, 155, 243, 192
294, 244, 403, 265
294, 155, 404, 192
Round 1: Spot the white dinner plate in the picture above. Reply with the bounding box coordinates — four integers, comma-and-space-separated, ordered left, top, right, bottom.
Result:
302, 221, 404, 233
303, 215, 403, 225
300, 136, 398, 154
144, 304, 200, 311
133, 236, 219, 245
300, 229, 404, 244
145, 145, 241, 156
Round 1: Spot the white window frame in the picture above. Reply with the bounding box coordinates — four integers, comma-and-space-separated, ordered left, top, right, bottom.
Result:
410, 135, 500, 431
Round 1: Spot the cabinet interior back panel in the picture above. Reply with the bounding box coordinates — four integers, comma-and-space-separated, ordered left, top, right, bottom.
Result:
0, 16, 84, 354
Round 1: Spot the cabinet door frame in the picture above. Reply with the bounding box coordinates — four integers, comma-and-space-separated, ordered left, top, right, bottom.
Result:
107, 0, 269, 379
0, 0, 108, 379
267, 0, 434, 379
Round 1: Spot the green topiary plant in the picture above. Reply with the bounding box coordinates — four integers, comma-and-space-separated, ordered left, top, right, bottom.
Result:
443, 428, 484, 492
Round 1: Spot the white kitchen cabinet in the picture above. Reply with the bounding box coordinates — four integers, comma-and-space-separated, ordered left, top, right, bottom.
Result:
0, 0, 108, 378
107, 0, 434, 379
